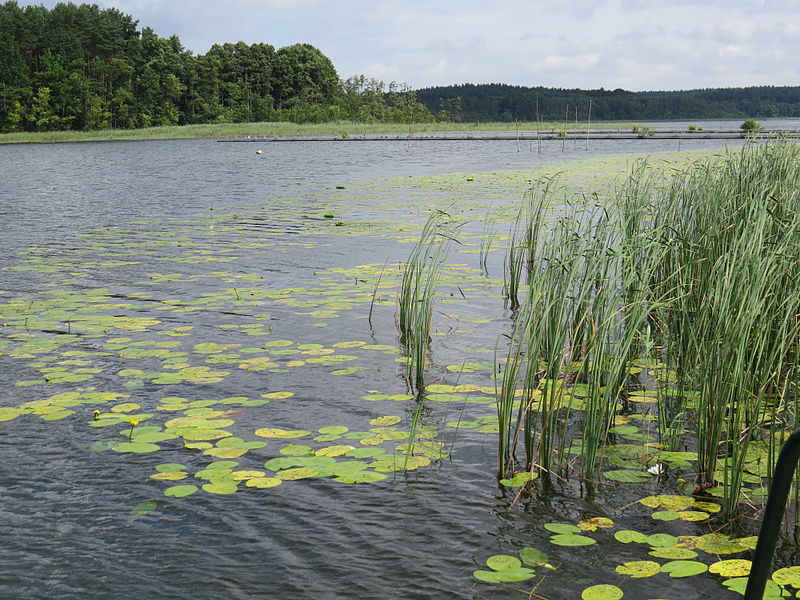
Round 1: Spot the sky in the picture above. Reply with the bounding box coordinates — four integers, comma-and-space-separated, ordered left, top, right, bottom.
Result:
18, 0, 800, 91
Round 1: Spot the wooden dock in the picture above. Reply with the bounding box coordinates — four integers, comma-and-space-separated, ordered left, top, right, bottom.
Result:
217, 129, 800, 143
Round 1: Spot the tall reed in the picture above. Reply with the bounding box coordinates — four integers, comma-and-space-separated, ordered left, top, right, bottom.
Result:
397, 211, 458, 393
496, 141, 800, 511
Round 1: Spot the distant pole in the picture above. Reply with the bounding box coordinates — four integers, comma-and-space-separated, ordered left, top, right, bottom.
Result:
573, 105, 578, 150
536, 93, 541, 154
586, 99, 592, 151
562, 104, 568, 152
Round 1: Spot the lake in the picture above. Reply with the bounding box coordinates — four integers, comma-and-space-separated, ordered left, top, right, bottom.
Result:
0, 132, 758, 599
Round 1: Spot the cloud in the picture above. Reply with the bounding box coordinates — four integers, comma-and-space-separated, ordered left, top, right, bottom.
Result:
15, 0, 800, 90
537, 53, 601, 72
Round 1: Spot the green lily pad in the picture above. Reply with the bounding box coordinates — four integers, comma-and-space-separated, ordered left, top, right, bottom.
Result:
519, 547, 549, 566
614, 530, 648, 544
163, 484, 198, 498
646, 533, 678, 547
202, 481, 239, 494
660, 560, 708, 578
581, 584, 624, 600
318, 425, 349, 435
652, 510, 681, 521
474, 566, 536, 583
280, 444, 313, 456
550, 534, 595, 547
500, 472, 536, 487
486, 555, 522, 571
544, 523, 582, 534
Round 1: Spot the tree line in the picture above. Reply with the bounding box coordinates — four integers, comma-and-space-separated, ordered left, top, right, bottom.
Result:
4, 2, 800, 133
0, 1, 433, 132
416, 83, 800, 123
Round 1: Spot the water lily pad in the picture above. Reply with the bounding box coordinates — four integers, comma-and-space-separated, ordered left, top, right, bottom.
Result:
544, 523, 582, 534
473, 567, 536, 583
696, 533, 749, 555
550, 534, 595, 547
245, 477, 283, 488
616, 561, 661, 578
163, 484, 198, 498
500, 472, 536, 487
260, 391, 295, 399
274, 467, 319, 480
203, 446, 248, 458
280, 444, 313, 456
370, 415, 402, 426
649, 547, 698, 560
651, 510, 680, 521
478, 554, 518, 571
677, 510, 709, 522
614, 530, 648, 544
640, 495, 695, 510
255, 428, 310, 439
646, 533, 678, 547
578, 517, 614, 531
581, 584, 624, 600
519, 547, 549, 566
149, 471, 189, 480
333, 471, 387, 484
660, 560, 708, 577
709, 559, 751, 578
345, 447, 386, 459
318, 425, 349, 435
202, 481, 239, 494
772, 566, 800, 587
725, 577, 785, 597
315, 445, 355, 457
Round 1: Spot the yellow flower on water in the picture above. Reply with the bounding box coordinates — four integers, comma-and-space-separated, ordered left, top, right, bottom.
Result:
92, 410, 100, 420
129, 419, 139, 426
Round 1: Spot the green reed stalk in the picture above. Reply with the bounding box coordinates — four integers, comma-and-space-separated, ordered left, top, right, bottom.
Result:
398, 211, 458, 393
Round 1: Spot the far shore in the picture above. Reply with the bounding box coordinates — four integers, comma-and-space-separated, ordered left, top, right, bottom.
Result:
0, 120, 686, 145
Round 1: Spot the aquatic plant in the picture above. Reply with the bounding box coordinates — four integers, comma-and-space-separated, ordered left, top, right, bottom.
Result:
397, 211, 459, 392
497, 141, 800, 510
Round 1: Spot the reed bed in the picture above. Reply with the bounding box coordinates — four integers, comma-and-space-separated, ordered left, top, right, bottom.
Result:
497, 141, 800, 512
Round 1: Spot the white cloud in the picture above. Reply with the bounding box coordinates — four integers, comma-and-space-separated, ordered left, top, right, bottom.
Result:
538, 54, 601, 72
16, 0, 800, 90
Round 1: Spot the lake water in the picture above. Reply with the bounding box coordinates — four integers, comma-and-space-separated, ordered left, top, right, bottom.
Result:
0, 134, 754, 599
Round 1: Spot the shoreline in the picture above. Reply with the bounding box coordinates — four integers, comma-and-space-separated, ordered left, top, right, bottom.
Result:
3, 119, 793, 145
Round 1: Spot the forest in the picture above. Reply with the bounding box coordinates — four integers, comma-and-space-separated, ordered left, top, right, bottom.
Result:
0, 1, 433, 132
3, 1, 800, 133
417, 83, 800, 123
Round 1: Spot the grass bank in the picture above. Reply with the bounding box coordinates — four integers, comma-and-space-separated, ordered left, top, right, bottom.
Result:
0, 120, 640, 145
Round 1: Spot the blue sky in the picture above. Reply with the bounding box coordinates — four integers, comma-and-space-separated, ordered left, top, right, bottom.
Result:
19, 0, 800, 91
